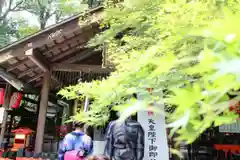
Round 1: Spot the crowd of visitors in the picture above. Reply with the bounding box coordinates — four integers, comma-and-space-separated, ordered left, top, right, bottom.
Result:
58, 115, 145, 160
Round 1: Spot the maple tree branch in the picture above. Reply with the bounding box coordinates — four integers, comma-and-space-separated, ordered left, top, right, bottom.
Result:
10, 1, 24, 11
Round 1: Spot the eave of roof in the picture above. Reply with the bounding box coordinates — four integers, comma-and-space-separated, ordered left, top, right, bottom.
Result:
0, 6, 104, 54
0, 5, 108, 93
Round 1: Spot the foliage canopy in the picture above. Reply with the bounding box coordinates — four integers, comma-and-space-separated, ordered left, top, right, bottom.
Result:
59, 0, 240, 143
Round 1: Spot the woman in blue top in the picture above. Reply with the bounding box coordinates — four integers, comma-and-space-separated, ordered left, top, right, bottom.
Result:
58, 122, 93, 160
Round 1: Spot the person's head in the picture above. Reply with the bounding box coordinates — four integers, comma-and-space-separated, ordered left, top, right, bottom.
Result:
86, 155, 109, 160
132, 93, 137, 99
73, 121, 85, 131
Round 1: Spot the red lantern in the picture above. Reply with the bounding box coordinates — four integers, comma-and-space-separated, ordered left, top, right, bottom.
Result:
0, 88, 5, 105
11, 128, 34, 152
10, 92, 23, 109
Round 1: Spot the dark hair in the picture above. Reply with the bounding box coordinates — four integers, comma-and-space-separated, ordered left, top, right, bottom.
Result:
73, 121, 85, 129
86, 155, 109, 160
132, 93, 137, 99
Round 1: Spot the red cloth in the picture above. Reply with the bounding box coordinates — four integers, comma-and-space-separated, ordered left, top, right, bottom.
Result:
0, 88, 5, 105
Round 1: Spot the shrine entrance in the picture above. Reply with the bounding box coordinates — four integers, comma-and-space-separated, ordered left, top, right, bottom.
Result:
0, 6, 112, 158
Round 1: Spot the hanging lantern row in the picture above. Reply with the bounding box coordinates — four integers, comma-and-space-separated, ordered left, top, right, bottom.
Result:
0, 88, 23, 109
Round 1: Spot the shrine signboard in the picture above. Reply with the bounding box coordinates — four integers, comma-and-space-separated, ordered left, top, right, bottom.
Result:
137, 90, 169, 160
138, 110, 169, 160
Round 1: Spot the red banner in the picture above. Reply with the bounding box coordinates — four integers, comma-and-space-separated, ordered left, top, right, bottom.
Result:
0, 88, 5, 105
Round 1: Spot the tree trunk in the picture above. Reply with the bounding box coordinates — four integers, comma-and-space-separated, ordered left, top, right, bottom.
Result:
39, 7, 47, 30
40, 21, 46, 30
0, 0, 5, 13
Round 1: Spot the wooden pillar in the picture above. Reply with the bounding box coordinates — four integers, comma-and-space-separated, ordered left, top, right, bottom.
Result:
33, 96, 41, 150
0, 84, 12, 148
34, 71, 51, 153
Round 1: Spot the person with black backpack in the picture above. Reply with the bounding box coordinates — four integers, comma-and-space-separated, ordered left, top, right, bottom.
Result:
104, 115, 145, 160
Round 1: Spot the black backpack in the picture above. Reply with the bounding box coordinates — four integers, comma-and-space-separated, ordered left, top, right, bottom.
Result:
112, 120, 140, 160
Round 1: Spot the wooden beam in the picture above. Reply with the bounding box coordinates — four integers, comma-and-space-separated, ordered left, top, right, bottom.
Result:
25, 48, 50, 72
52, 63, 113, 73
34, 71, 51, 153
0, 67, 40, 94
28, 48, 97, 84
6, 58, 29, 72
18, 68, 35, 79
62, 48, 96, 64
34, 81, 43, 88
33, 74, 63, 88
24, 71, 62, 88
50, 44, 84, 62
18, 68, 39, 80
42, 30, 97, 57
0, 51, 14, 64
22, 44, 87, 82
102, 42, 112, 68
23, 44, 82, 80
27, 73, 43, 83
0, 67, 25, 91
